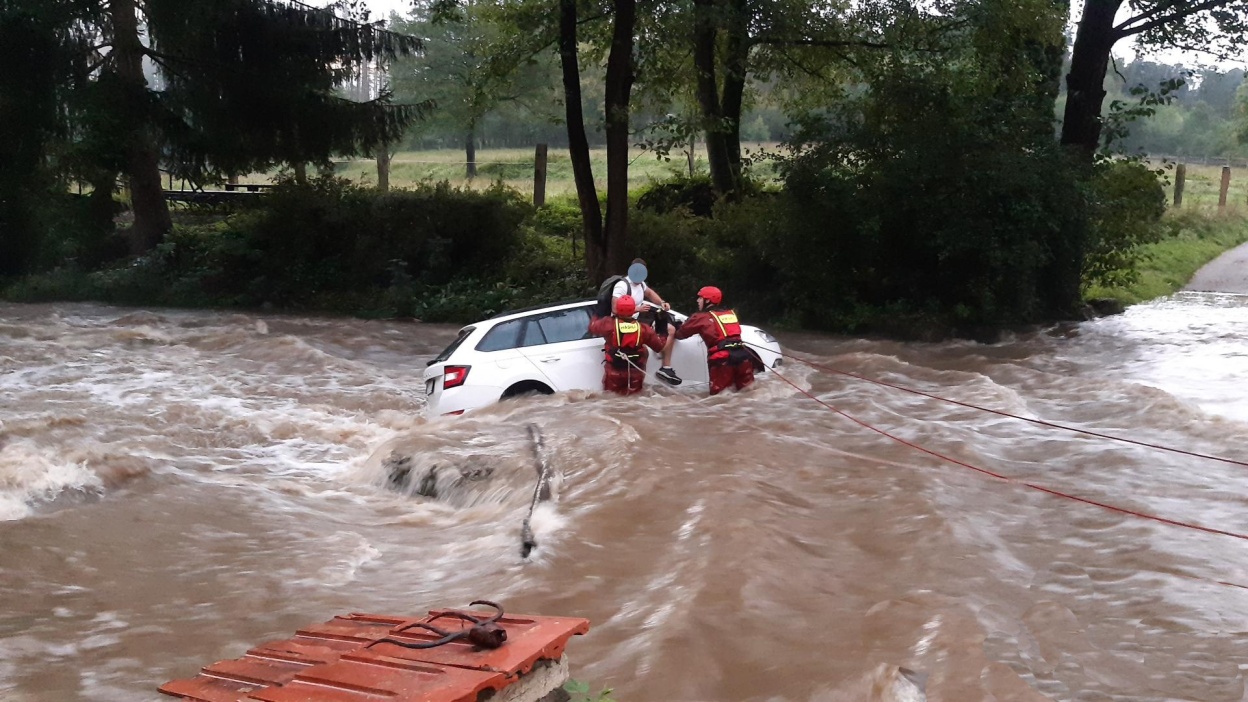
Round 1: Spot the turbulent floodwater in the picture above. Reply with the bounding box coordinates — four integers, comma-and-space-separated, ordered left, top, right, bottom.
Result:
3, 296, 1248, 701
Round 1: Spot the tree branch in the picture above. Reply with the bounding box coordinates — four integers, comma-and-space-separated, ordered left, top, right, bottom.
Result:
1114, 0, 1234, 39
774, 47, 851, 86
1114, 0, 1178, 33
146, 52, 192, 82
85, 53, 114, 74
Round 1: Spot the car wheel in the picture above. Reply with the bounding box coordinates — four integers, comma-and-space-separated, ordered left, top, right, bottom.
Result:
501, 381, 554, 400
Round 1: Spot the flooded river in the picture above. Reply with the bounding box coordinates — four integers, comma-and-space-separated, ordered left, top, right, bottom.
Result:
3, 295, 1248, 701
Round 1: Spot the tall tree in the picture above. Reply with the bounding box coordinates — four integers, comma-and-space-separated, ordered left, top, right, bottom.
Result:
0, 0, 94, 271
391, 0, 557, 179
549, 0, 637, 279
600, 0, 637, 279
27, 0, 426, 253
1062, 0, 1248, 160
680, 0, 969, 197
556, 0, 605, 277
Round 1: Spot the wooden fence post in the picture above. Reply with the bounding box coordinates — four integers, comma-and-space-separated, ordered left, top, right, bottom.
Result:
1219, 166, 1231, 213
533, 143, 548, 208
1173, 164, 1185, 208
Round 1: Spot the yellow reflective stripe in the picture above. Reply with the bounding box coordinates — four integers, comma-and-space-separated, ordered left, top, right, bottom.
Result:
615, 319, 641, 347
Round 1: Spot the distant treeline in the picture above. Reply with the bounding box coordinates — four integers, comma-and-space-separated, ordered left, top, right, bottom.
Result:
1093, 62, 1247, 160
397, 52, 1245, 160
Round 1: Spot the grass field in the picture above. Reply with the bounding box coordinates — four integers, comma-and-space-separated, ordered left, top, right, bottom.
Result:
234, 149, 1248, 211
309, 144, 785, 195
1151, 161, 1248, 214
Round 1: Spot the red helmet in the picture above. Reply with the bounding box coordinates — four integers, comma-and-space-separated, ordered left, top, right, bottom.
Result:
697, 286, 723, 305
613, 296, 637, 317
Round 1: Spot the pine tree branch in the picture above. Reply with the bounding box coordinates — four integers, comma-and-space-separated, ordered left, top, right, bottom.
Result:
86, 53, 114, 74
146, 51, 193, 83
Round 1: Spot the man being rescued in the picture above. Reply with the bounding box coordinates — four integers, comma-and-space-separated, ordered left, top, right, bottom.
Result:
673, 286, 764, 396
587, 295, 669, 395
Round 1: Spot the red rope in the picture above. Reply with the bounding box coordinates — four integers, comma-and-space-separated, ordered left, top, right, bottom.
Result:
764, 366, 1248, 543
754, 344, 1248, 469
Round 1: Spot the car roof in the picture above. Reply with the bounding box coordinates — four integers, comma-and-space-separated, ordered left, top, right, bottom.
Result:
456, 299, 595, 334
486, 299, 595, 322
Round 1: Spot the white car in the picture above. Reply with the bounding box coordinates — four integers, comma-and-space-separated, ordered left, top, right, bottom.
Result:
422, 299, 783, 415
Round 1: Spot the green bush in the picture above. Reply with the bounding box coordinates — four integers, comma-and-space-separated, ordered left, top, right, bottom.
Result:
635, 174, 718, 217
769, 58, 1089, 332
1081, 159, 1168, 291
209, 176, 531, 305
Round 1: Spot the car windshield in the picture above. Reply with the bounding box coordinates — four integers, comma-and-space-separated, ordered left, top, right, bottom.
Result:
430, 326, 475, 364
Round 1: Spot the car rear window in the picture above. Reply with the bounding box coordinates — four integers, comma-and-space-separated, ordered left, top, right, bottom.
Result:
476, 319, 524, 352
431, 326, 475, 363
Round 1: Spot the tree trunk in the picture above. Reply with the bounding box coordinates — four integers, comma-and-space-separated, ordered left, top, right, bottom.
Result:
692, 0, 735, 195
87, 170, 119, 235
112, 0, 172, 254
376, 142, 391, 192
293, 161, 308, 183
558, 0, 605, 279
465, 130, 477, 179
602, 0, 637, 278
1060, 0, 1122, 161
693, 0, 749, 196
720, 0, 748, 185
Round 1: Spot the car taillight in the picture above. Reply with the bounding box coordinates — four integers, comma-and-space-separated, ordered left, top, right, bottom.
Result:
443, 365, 471, 389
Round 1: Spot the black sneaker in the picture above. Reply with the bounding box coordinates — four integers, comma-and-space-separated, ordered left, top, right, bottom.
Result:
656, 366, 682, 386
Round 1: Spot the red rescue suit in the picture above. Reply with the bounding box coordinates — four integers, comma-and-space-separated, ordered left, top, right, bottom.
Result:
588, 314, 668, 395
674, 308, 758, 395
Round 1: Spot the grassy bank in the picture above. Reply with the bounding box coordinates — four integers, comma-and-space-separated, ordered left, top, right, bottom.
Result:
1085, 210, 1248, 304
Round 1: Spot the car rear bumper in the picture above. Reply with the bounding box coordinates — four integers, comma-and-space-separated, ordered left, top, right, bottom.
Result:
427, 384, 507, 416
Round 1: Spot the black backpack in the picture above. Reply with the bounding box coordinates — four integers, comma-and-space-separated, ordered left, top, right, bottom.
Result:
594, 274, 626, 317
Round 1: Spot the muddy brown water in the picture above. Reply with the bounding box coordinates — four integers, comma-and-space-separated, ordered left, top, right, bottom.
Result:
3, 296, 1248, 701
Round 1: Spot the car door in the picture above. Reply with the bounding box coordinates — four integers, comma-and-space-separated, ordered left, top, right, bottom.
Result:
663, 309, 710, 386
517, 306, 603, 391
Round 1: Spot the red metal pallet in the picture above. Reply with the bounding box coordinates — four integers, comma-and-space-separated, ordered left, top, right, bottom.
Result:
159, 607, 590, 702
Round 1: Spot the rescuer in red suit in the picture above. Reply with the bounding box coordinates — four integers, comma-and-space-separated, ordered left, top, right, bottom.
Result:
673, 286, 763, 396
587, 295, 669, 395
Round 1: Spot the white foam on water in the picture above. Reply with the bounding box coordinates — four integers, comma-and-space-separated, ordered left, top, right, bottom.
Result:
314, 532, 383, 587
0, 441, 103, 521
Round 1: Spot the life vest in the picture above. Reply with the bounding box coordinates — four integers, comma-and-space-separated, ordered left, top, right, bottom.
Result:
707, 309, 747, 364
605, 317, 644, 370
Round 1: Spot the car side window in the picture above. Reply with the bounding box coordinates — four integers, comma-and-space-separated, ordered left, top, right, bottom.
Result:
521, 318, 548, 347
535, 307, 592, 344
476, 319, 524, 352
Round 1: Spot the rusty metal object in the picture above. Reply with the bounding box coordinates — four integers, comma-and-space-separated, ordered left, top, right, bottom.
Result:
372, 601, 507, 651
